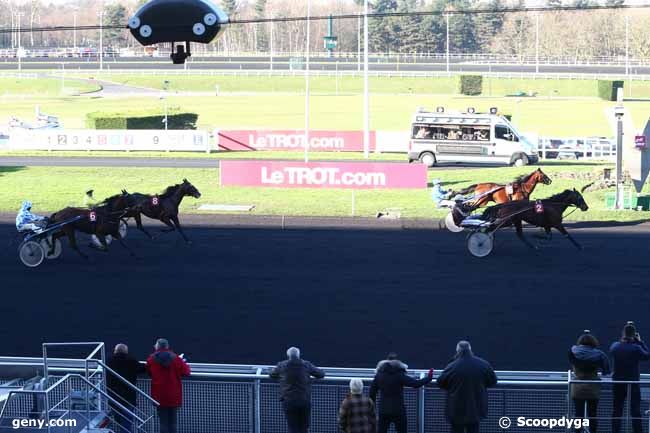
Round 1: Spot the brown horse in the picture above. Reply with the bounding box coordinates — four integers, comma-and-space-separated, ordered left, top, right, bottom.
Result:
452, 168, 552, 208
122, 179, 201, 244
481, 188, 589, 250
49, 193, 134, 258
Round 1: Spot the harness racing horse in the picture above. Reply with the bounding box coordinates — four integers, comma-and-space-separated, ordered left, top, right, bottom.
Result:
481, 188, 589, 250
452, 168, 552, 208
122, 179, 201, 244
49, 192, 135, 258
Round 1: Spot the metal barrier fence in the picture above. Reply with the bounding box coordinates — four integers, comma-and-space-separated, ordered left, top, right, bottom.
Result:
4, 354, 650, 433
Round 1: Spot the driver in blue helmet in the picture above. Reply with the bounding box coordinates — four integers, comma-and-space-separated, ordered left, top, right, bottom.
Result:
16, 201, 48, 232
431, 179, 455, 208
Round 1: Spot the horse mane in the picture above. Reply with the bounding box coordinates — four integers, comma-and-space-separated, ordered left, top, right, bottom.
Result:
513, 172, 533, 184
159, 183, 183, 198
546, 189, 573, 202
96, 193, 124, 206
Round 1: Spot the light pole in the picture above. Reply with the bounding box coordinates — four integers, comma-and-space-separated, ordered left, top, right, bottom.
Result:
162, 80, 170, 131
363, 0, 369, 159
535, 13, 540, 74
625, 14, 630, 77
445, 13, 450, 74
614, 106, 624, 209
304, 0, 311, 163
73, 8, 78, 50
99, 8, 104, 71
16, 12, 23, 72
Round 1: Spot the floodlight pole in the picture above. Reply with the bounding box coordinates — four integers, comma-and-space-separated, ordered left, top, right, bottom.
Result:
73, 9, 78, 49
445, 13, 450, 74
615, 110, 624, 209
535, 13, 540, 74
304, 0, 311, 163
363, 0, 369, 159
99, 8, 104, 71
16, 12, 22, 72
357, 15, 361, 72
625, 14, 630, 77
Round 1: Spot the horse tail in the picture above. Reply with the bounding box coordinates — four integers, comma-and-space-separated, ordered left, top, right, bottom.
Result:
449, 184, 478, 197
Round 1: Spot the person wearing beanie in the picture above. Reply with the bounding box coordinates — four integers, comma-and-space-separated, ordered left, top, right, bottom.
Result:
610, 322, 650, 433
145, 338, 191, 433
338, 379, 376, 433
437, 341, 497, 433
568, 331, 610, 433
369, 352, 434, 433
269, 347, 325, 433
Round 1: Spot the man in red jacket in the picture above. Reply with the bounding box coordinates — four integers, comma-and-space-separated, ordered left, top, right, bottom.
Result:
146, 338, 191, 433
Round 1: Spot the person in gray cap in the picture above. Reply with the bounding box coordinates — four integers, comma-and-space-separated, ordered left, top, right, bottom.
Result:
437, 341, 497, 433
269, 347, 325, 433
146, 338, 190, 433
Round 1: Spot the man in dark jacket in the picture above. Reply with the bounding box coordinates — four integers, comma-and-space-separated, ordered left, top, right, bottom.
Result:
107, 344, 146, 433
269, 347, 325, 433
436, 341, 497, 433
146, 338, 191, 433
369, 353, 433, 433
610, 322, 650, 433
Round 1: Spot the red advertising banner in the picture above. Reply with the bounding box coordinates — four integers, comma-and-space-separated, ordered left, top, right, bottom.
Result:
217, 130, 376, 152
220, 160, 427, 189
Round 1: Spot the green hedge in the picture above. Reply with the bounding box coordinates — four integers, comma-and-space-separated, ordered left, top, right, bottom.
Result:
458, 75, 483, 96
86, 110, 198, 130
597, 80, 624, 101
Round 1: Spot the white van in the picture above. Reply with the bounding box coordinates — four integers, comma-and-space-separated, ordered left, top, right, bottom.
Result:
407, 107, 539, 167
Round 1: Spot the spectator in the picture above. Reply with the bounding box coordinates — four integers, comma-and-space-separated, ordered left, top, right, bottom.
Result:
269, 347, 325, 433
338, 378, 376, 433
107, 344, 146, 433
610, 322, 650, 433
369, 352, 433, 433
146, 338, 191, 433
568, 330, 610, 433
437, 341, 497, 433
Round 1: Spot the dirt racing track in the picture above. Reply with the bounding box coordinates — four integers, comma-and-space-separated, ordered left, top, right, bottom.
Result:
1, 213, 648, 372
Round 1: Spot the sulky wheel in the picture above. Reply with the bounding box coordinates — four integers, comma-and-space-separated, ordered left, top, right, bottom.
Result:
19, 240, 45, 268
445, 211, 464, 233
466, 231, 494, 258
40, 237, 62, 260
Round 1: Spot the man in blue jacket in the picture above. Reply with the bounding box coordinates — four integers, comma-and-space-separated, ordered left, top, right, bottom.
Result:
610, 322, 650, 433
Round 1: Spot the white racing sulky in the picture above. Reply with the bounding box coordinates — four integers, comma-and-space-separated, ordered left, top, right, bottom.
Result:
15, 201, 64, 267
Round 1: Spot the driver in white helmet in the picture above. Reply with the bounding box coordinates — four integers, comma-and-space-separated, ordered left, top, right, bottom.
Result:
16, 201, 48, 232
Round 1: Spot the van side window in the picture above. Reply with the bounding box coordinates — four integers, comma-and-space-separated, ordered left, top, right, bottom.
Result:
496, 125, 513, 141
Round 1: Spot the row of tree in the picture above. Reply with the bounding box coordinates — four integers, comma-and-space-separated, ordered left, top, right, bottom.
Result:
0, 0, 648, 60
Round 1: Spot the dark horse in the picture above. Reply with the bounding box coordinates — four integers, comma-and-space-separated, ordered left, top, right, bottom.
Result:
481, 188, 589, 250
451, 168, 552, 208
122, 179, 201, 244
49, 192, 135, 258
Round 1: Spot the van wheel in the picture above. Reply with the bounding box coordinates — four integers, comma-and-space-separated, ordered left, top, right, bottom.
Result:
419, 152, 436, 167
512, 154, 529, 167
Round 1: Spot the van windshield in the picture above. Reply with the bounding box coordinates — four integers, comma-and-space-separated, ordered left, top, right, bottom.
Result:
411, 124, 490, 141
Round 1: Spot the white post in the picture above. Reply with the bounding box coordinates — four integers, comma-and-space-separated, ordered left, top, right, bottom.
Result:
304, 0, 311, 163
17, 12, 21, 72
73, 10, 77, 49
270, 22, 274, 71
99, 8, 104, 71
445, 13, 450, 74
357, 15, 361, 73
535, 13, 540, 74
625, 14, 630, 77
363, 0, 369, 159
